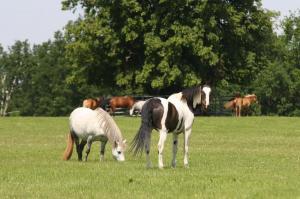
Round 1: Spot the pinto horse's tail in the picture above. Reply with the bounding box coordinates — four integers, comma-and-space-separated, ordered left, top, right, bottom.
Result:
63, 132, 74, 160
130, 100, 155, 156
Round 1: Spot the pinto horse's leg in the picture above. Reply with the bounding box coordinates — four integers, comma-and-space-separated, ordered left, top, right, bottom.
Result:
85, 136, 93, 162
99, 140, 107, 161
158, 130, 167, 169
171, 133, 178, 168
184, 128, 192, 168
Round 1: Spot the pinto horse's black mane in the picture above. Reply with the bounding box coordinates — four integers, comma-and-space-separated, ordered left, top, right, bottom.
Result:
181, 85, 202, 112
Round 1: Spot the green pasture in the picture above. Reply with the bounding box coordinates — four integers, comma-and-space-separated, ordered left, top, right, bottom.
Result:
0, 116, 299, 198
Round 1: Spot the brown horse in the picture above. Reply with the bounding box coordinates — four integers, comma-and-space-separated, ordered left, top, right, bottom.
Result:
109, 96, 135, 114
82, 97, 104, 110
224, 94, 257, 117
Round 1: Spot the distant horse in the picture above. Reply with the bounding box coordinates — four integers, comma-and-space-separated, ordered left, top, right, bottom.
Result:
241, 94, 257, 115
82, 97, 104, 110
63, 107, 126, 162
224, 94, 257, 117
130, 85, 211, 168
109, 96, 135, 114
129, 100, 146, 116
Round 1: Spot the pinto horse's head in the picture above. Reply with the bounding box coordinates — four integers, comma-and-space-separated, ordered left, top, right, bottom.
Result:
200, 85, 211, 109
192, 85, 212, 109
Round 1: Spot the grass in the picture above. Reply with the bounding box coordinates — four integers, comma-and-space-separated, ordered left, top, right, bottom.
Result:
0, 116, 300, 198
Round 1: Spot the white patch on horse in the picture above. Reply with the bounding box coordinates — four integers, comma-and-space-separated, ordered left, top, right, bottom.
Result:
158, 98, 169, 132
167, 94, 185, 132
202, 86, 211, 108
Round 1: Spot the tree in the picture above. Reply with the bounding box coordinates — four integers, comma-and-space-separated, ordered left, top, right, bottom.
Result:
11, 32, 77, 116
253, 10, 300, 116
62, 0, 275, 95
0, 41, 33, 116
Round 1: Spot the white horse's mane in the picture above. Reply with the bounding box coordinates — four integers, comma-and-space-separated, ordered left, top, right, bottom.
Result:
94, 108, 123, 143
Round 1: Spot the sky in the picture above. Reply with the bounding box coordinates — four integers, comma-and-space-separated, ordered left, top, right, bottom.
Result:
0, 0, 81, 50
0, 0, 300, 50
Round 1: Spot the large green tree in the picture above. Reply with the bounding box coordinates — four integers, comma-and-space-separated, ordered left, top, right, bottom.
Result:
63, 0, 275, 95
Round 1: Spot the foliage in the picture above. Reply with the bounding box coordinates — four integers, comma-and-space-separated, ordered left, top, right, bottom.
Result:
1, 2, 300, 115
252, 11, 300, 115
62, 0, 275, 94
0, 41, 33, 116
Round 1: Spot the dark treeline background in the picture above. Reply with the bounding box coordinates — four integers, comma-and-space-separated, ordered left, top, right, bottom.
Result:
1, 0, 300, 116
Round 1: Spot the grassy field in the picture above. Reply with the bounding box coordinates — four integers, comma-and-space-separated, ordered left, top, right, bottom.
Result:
0, 116, 299, 198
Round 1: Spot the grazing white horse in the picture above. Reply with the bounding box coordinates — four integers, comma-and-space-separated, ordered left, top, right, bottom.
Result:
129, 100, 146, 116
63, 107, 126, 162
130, 85, 211, 168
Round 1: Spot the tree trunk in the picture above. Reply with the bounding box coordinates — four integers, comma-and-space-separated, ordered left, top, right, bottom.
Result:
0, 76, 16, 116
0, 74, 6, 116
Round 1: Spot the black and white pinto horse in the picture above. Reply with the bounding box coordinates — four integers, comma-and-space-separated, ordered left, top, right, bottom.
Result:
131, 85, 211, 168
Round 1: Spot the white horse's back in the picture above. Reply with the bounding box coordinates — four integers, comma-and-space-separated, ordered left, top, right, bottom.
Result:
70, 107, 104, 139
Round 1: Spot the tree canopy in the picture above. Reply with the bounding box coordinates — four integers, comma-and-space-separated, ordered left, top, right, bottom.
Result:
62, 0, 275, 94
1, 1, 300, 116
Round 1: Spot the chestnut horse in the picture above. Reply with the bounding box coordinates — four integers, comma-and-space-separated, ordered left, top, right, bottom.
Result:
82, 97, 104, 110
109, 96, 135, 114
224, 94, 257, 117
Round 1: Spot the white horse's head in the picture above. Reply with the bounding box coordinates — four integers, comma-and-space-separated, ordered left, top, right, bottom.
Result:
112, 139, 126, 161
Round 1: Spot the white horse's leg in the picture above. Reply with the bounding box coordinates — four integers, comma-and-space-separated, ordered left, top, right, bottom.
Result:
184, 128, 192, 168
85, 136, 93, 162
171, 133, 178, 168
129, 107, 134, 116
77, 140, 86, 161
99, 140, 107, 161
74, 136, 86, 161
158, 130, 167, 169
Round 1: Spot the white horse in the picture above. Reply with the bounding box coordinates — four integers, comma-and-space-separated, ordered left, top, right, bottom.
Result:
129, 100, 146, 116
130, 85, 211, 168
63, 107, 126, 162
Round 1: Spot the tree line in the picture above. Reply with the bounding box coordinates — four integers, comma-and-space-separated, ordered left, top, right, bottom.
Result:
1, 0, 300, 116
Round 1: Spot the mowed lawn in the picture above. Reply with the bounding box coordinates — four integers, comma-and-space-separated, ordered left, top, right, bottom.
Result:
0, 116, 299, 198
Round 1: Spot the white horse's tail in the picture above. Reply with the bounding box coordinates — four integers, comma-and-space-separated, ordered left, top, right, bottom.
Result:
63, 132, 74, 160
